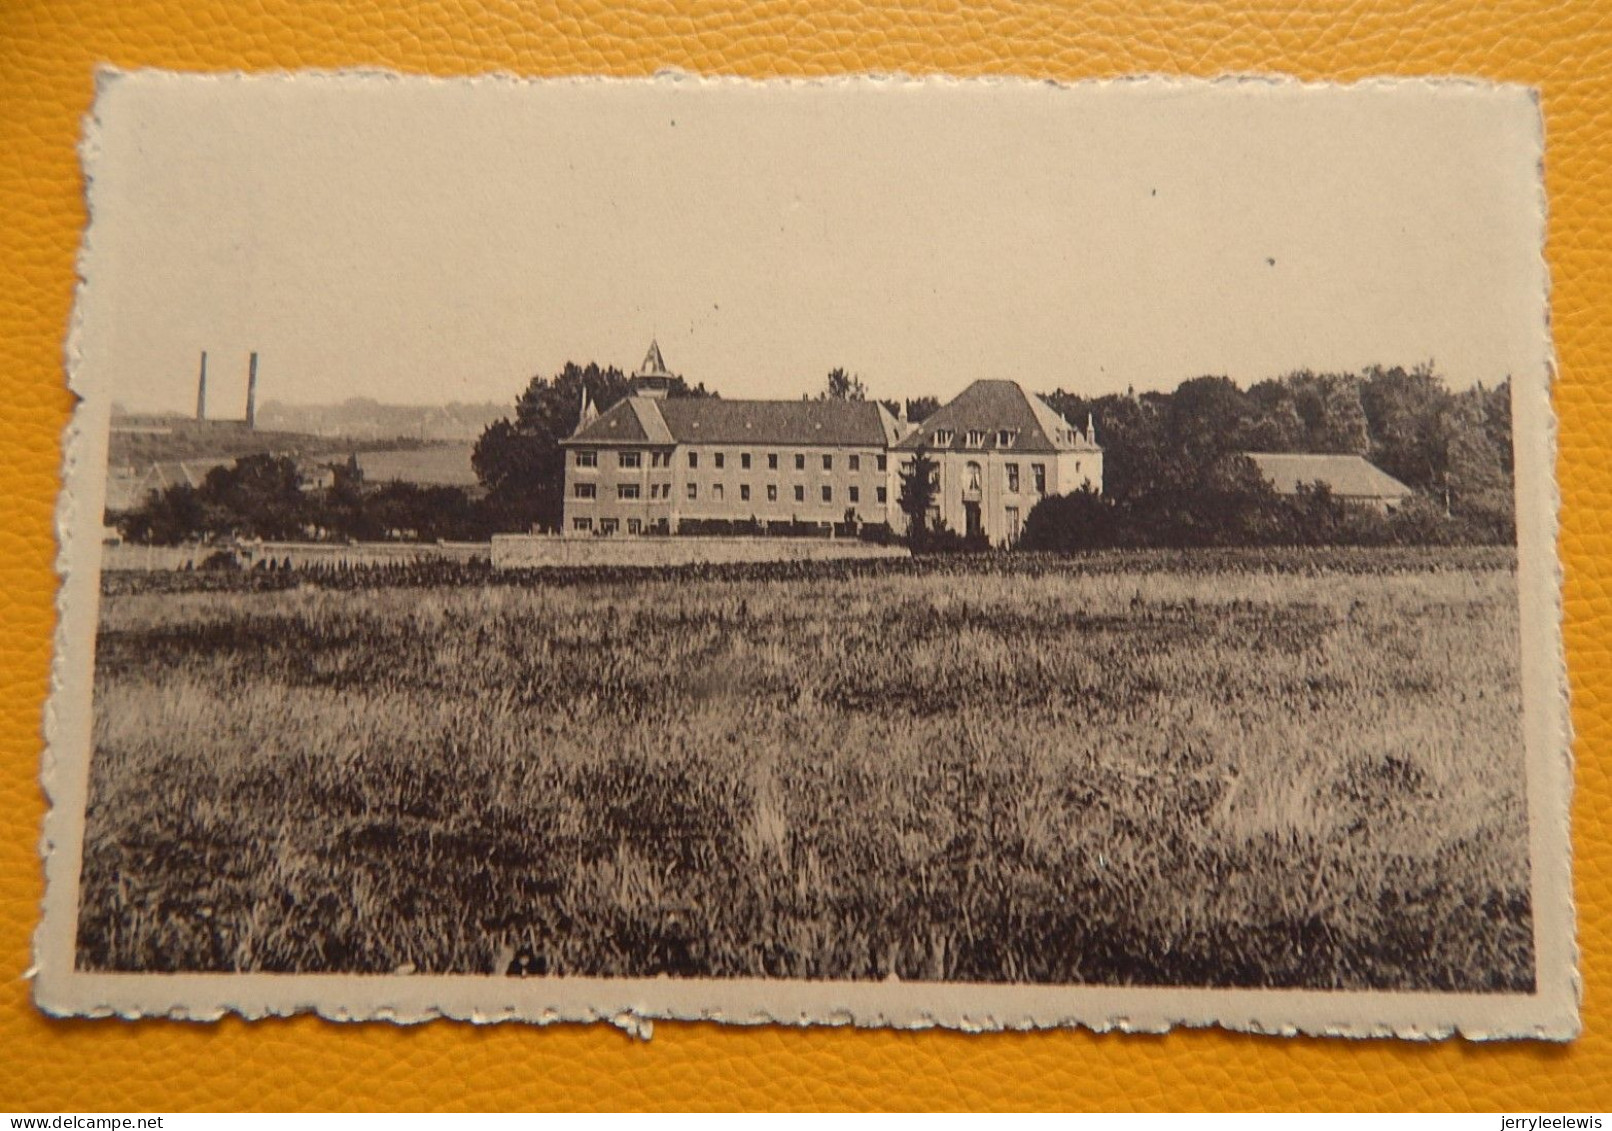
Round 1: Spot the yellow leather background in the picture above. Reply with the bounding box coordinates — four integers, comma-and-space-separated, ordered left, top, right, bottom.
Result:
2, 0, 1608, 1111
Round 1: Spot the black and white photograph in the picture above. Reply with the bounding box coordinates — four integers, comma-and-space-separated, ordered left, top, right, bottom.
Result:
37, 72, 1575, 1037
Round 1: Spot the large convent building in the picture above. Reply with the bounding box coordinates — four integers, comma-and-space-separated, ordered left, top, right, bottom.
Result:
561, 342, 1102, 546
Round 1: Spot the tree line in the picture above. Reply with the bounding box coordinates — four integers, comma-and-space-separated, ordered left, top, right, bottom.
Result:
115, 360, 1514, 549
1014, 365, 1513, 550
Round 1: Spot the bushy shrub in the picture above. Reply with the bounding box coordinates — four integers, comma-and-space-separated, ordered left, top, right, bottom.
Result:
1022, 481, 1512, 552
910, 518, 990, 555
677, 517, 764, 537
1019, 488, 1122, 552
764, 519, 832, 539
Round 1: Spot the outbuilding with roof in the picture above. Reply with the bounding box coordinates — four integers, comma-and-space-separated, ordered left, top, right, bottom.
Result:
1243, 452, 1415, 513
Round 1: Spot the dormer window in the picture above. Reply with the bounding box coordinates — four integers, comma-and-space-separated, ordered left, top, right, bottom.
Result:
932, 429, 955, 447
996, 429, 1017, 448
966, 429, 987, 448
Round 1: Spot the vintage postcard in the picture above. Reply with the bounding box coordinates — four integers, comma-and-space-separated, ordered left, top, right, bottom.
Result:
36, 71, 1576, 1038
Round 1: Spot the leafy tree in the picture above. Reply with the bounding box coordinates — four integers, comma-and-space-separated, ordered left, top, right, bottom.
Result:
119, 453, 309, 543
118, 483, 206, 545
1441, 394, 1512, 537
1480, 378, 1515, 475
1243, 379, 1306, 451
819, 367, 868, 401
367, 482, 482, 541
1359, 363, 1449, 490
1165, 376, 1255, 467
1286, 371, 1371, 454
897, 445, 939, 545
330, 454, 364, 507
1131, 452, 1283, 547
315, 453, 372, 539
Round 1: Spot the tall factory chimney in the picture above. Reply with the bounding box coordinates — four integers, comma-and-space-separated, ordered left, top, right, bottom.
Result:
195, 351, 208, 421
245, 351, 259, 430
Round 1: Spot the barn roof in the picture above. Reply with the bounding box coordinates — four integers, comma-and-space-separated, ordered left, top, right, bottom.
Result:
103, 459, 229, 511
1245, 452, 1415, 499
566, 396, 898, 448
893, 380, 1098, 453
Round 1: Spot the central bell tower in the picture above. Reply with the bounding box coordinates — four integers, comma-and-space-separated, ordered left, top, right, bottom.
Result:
629, 338, 674, 399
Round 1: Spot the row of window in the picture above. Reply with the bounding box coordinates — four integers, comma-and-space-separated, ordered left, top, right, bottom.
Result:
574, 482, 888, 505
573, 467, 1064, 499
574, 455, 1075, 503
575, 516, 649, 534
1000, 463, 1045, 494
573, 516, 856, 535
575, 449, 888, 473
940, 461, 1050, 495
573, 506, 1028, 539
928, 428, 1020, 449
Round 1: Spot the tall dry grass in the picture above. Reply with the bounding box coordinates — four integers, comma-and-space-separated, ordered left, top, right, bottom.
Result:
77, 551, 1532, 989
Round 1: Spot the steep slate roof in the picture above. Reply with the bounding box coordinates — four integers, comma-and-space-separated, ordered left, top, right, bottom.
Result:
570, 397, 896, 447
1245, 453, 1415, 500
894, 379, 1098, 453
659, 398, 896, 446
564, 397, 675, 445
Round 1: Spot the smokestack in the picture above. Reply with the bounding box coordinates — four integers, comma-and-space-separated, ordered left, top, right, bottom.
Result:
196, 351, 208, 421
245, 351, 259, 430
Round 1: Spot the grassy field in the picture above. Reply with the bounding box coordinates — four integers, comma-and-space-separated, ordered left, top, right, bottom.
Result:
76, 548, 1533, 990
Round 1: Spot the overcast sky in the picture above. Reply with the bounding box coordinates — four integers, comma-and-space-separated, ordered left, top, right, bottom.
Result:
80, 73, 1546, 415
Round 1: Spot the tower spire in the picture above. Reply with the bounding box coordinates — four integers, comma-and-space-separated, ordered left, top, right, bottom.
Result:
636, 338, 670, 380
630, 337, 674, 399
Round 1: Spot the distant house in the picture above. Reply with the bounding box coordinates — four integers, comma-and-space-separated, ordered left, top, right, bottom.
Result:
1244, 452, 1415, 513
296, 459, 339, 492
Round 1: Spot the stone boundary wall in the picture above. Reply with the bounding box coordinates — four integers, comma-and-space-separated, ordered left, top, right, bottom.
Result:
102, 537, 910, 572
491, 535, 910, 569
102, 541, 489, 571
239, 541, 489, 569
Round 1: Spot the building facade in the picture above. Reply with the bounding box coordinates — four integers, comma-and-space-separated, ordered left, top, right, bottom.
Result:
891, 379, 1102, 545
560, 344, 1101, 546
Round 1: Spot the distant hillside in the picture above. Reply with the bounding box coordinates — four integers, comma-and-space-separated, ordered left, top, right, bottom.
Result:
355, 442, 480, 489
105, 415, 442, 466
110, 423, 342, 467
105, 412, 484, 508
255, 398, 508, 442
